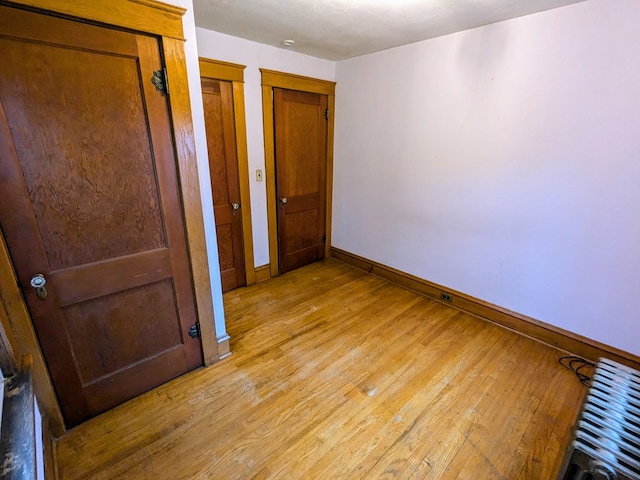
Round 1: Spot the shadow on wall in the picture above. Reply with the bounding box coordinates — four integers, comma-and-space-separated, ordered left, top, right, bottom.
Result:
455, 22, 512, 100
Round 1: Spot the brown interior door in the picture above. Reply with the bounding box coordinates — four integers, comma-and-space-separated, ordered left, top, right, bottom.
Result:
274, 88, 328, 273
201, 78, 246, 292
0, 6, 203, 427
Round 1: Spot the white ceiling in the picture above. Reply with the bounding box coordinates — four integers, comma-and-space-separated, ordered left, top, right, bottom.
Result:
193, 0, 587, 61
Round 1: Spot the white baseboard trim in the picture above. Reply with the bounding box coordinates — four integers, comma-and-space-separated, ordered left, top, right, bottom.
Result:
216, 334, 231, 360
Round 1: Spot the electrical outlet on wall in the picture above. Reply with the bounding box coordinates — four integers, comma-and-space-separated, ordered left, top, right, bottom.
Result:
440, 292, 453, 302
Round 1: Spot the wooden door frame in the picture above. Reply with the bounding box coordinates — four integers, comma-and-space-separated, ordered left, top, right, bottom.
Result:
199, 58, 256, 287
0, 0, 220, 436
260, 69, 336, 277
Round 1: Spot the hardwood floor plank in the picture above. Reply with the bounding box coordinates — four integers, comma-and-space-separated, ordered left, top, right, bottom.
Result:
513, 367, 586, 479
54, 258, 586, 479
360, 326, 519, 478
443, 339, 555, 479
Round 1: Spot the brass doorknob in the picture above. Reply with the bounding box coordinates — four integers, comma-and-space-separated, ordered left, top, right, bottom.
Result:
280, 197, 288, 205
231, 203, 240, 215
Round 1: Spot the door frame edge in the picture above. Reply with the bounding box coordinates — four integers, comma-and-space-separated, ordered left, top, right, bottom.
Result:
0, 233, 66, 436
259, 69, 336, 277
163, 39, 219, 365
0, 0, 187, 40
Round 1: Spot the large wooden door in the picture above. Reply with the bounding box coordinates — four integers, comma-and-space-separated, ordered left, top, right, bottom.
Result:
274, 88, 328, 273
201, 78, 246, 292
0, 7, 203, 427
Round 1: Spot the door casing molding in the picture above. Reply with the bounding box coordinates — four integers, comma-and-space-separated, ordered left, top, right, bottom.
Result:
0, 0, 219, 435
259, 69, 336, 277
199, 58, 256, 287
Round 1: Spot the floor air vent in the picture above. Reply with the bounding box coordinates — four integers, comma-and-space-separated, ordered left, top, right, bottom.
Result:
558, 358, 640, 480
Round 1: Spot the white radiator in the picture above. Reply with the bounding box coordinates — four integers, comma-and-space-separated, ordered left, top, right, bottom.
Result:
558, 358, 640, 480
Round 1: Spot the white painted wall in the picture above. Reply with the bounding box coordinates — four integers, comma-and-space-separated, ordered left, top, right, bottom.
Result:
195, 28, 336, 267
333, 0, 640, 355
169, 0, 227, 340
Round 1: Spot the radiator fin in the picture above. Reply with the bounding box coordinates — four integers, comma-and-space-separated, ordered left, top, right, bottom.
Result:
558, 358, 640, 480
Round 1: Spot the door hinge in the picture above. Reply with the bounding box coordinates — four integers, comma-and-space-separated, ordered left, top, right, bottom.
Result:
151, 68, 169, 96
188, 322, 201, 339
323, 108, 328, 120
321, 235, 326, 244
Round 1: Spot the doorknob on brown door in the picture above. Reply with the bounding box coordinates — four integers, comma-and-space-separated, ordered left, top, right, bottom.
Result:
30, 273, 48, 300
231, 203, 240, 215
280, 197, 288, 206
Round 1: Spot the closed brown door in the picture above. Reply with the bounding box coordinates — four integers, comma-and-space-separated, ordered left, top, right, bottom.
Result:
274, 88, 328, 273
201, 78, 246, 292
0, 7, 203, 427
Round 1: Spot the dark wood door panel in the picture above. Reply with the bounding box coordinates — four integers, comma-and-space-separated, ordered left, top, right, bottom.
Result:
202, 79, 232, 207
64, 279, 183, 384
0, 44, 166, 271
50, 248, 172, 307
0, 7, 203, 427
281, 209, 322, 271
213, 205, 234, 225
282, 247, 321, 272
216, 224, 238, 289
274, 88, 328, 273
201, 77, 245, 292
83, 347, 192, 415
284, 193, 321, 214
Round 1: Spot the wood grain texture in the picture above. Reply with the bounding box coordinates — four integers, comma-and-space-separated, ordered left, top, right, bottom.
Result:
0, 235, 65, 436
64, 280, 182, 384
2, 0, 185, 40
42, 411, 57, 480
202, 80, 230, 206
199, 58, 246, 83
163, 36, 219, 365
254, 264, 271, 283
54, 259, 586, 479
0, 0, 218, 435
201, 78, 246, 291
215, 225, 235, 271
261, 70, 335, 277
260, 69, 336, 94
275, 88, 327, 273
50, 249, 173, 307
199, 58, 255, 286
0, 95, 74, 433
0, 13, 203, 426
331, 247, 640, 371
0, 303, 17, 376
232, 81, 256, 286
0, 22, 166, 271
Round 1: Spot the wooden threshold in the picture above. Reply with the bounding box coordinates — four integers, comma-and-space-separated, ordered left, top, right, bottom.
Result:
331, 247, 640, 371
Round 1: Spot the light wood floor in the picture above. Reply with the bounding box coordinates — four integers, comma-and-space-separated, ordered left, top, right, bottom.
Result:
54, 259, 586, 479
